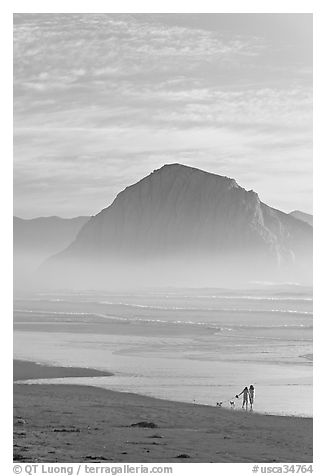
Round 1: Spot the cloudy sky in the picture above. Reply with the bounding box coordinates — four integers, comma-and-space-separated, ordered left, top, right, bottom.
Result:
14, 13, 312, 218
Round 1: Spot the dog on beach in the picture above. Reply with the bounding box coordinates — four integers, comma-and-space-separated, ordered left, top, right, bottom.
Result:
216, 402, 223, 407
230, 400, 235, 409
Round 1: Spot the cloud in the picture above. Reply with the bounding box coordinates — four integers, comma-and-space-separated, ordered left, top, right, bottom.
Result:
13, 14, 312, 217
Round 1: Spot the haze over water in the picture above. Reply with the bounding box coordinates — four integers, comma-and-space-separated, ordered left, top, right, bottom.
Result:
13, 283, 312, 417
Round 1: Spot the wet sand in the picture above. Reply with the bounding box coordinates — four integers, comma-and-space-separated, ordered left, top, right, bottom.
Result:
13, 359, 114, 381
13, 360, 313, 463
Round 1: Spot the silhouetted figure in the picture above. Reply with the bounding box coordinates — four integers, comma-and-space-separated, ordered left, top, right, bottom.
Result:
249, 385, 255, 411
237, 386, 249, 410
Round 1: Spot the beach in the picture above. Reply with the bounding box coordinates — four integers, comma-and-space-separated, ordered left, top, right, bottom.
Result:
14, 287, 313, 417
13, 360, 313, 463
13, 287, 313, 462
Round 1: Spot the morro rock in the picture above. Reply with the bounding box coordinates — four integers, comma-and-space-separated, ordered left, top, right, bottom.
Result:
39, 164, 312, 288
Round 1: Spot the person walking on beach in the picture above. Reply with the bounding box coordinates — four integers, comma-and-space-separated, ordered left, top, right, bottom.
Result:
236, 386, 249, 410
249, 385, 255, 411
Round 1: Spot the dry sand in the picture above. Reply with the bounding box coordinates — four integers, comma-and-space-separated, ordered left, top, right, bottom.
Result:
13, 360, 312, 463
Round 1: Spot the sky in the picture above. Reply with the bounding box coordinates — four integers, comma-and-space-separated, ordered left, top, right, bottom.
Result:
13, 13, 312, 218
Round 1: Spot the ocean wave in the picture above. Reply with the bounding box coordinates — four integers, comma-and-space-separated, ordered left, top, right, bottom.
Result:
14, 309, 109, 319
207, 296, 312, 301
98, 301, 312, 315
14, 309, 313, 331
21, 294, 312, 303
15, 305, 313, 316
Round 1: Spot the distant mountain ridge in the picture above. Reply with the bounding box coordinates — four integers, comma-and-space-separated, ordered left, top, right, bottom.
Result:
14, 215, 89, 256
289, 210, 313, 227
14, 215, 89, 286
39, 164, 312, 288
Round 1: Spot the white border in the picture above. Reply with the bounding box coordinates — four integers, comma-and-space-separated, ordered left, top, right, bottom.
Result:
3, 2, 324, 474
9, 1, 317, 14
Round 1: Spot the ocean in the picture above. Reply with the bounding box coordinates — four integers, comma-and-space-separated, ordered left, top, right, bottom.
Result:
13, 283, 313, 417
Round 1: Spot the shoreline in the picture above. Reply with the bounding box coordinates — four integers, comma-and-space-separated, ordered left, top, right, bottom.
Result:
13, 360, 313, 463
13, 359, 311, 418
13, 359, 114, 381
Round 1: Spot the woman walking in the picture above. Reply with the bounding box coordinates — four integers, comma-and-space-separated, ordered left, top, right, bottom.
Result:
236, 386, 249, 410
249, 385, 255, 410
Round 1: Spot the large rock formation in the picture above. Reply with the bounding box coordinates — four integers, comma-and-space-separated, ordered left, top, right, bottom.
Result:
39, 164, 312, 288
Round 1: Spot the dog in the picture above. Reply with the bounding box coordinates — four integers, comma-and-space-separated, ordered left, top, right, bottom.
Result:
216, 402, 223, 407
230, 400, 235, 409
